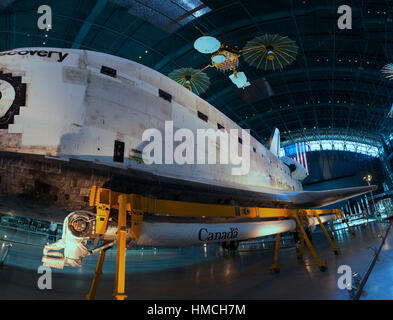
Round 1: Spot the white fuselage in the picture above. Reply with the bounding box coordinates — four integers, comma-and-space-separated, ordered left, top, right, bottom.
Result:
0, 48, 302, 196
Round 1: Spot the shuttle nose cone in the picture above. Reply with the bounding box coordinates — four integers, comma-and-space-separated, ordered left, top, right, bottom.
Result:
0, 79, 16, 117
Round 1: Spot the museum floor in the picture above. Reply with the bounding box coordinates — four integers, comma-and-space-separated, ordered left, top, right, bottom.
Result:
0, 217, 391, 300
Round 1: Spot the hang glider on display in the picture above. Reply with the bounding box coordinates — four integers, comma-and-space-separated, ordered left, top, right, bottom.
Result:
0, 48, 376, 268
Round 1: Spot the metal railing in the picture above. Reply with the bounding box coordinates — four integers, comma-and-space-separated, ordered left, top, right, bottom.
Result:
351, 221, 393, 300
0, 214, 62, 238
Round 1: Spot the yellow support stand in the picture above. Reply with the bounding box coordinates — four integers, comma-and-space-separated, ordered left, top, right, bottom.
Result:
128, 202, 144, 240
294, 212, 308, 259
85, 186, 350, 287
339, 211, 355, 236
90, 186, 111, 235
293, 211, 328, 271
86, 249, 106, 300
330, 220, 335, 239
86, 193, 142, 300
313, 212, 340, 255
269, 233, 281, 273
113, 194, 128, 300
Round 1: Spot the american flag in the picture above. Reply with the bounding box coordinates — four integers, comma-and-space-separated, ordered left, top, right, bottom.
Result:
293, 142, 309, 176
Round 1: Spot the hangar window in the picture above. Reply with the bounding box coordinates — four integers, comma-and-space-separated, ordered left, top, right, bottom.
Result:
284, 140, 380, 157
217, 123, 225, 130
159, 89, 172, 102
101, 66, 117, 78
124, 0, 211, 33
253, 147, 256, 153
197, 111, 208, 122
238, 137, 242, 144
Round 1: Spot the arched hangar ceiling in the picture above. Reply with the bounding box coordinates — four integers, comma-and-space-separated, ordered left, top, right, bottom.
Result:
1, 0, 393, 148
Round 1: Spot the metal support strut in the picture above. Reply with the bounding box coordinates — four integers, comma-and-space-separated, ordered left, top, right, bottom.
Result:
293, 211, 328, 272
113, 194, 128, 300
86, 194, 129, 300
314, 212, 340, 255
330, 220, 335, 239
339, 211, 355, 236
86, 249, 107, 300
270, 233, 281, 273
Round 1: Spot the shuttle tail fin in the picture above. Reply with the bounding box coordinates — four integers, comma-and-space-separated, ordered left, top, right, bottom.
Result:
268, 128, 280, 157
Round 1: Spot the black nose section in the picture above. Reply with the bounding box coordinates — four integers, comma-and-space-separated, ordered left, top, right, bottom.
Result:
0, 71, 26, 129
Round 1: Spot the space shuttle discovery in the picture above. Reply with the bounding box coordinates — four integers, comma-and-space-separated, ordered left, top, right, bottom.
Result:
0, 48, 377, 268
0, 47, 375, 212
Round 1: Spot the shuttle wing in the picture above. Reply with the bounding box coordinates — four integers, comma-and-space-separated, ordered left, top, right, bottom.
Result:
102, 169, 377, 209
286, 185, 377, 208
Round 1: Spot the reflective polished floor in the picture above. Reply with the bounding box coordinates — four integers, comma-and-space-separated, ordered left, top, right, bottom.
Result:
0, 219, 392, 300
